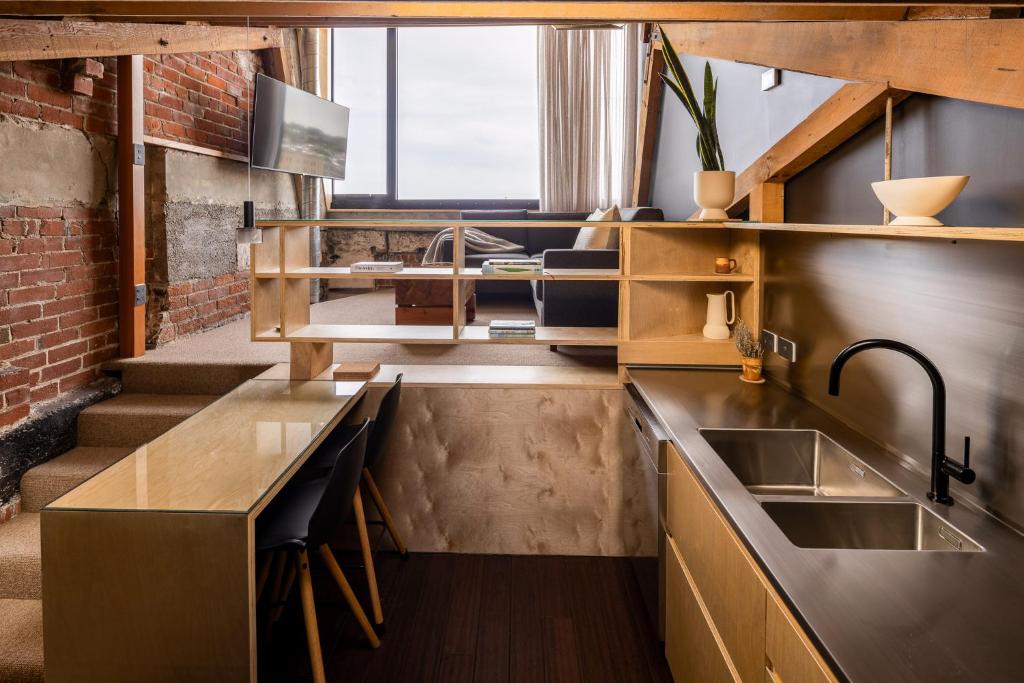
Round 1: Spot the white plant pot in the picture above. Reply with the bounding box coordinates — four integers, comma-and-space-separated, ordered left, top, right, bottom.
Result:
870, 175, 969, 226
693, 170, 736, 221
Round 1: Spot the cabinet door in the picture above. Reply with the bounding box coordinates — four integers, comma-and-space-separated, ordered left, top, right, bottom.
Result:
666, 442, 766, 682
765, 592, 836, 683
664, 534, 738, 683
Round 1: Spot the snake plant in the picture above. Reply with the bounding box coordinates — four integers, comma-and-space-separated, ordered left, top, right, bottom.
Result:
658, 26, 725, 172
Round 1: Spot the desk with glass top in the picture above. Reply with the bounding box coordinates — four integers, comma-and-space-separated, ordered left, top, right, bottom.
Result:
40, 378, 367, 683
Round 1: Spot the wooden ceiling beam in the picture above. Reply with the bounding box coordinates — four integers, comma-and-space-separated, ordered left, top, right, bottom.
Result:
725, 82, 910, 217
661, 19, 1024, 110
0, 2, 921, 23
0, 19, 282, 60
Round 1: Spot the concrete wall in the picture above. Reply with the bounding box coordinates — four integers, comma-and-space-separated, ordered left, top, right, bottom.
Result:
146, 148, 298, 344
650, 57, 844, 219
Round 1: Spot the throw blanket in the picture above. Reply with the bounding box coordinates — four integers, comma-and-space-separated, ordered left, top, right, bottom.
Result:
422, 227, 524, 265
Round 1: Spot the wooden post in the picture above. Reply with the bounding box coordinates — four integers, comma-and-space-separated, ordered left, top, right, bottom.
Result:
631, 40, 665, 207
883, 95, 893, 225
117, 54, 145, 357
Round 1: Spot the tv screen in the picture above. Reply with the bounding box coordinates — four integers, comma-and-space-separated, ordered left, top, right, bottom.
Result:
250, 73, 350, 180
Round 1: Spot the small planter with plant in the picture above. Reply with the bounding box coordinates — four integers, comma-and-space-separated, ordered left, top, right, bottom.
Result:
658, 25, 733, 220
734, 320, 765, 384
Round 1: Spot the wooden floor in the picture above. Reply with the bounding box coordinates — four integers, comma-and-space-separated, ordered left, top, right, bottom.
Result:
260, 552, 671, 683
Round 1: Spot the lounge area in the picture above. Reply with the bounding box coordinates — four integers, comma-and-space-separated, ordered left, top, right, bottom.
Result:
2, 4, 1024, 683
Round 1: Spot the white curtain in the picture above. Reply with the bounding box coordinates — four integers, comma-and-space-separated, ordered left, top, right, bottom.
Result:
537, 24, 643, 212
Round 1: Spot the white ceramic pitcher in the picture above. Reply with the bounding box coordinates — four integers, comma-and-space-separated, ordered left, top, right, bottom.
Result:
703, 290, 735, 339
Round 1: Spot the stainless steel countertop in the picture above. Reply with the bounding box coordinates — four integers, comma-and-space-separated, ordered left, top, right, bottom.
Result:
628, 367, 1024, 683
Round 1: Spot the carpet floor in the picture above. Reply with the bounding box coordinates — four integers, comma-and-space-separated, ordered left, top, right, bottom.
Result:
135, 289, 616, 368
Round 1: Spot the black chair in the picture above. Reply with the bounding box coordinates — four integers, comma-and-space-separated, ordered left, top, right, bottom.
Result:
285, 375, 406, 629
254, 419, 379, 683
359, 374, 407, 558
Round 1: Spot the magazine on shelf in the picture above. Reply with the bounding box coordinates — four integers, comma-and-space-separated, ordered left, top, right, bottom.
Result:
489, 330, 537, 338
482, 259, 542, 274
489, 320, 536, 330
351, 261, 404, 273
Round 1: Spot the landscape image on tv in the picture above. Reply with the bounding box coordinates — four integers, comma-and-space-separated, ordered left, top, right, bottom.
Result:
251, 73, 350, 180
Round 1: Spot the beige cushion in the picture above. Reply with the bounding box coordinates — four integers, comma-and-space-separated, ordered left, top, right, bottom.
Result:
573, 205, 621, 250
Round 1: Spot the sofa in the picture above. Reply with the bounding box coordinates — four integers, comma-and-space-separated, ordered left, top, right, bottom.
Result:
442, 207, 664, 327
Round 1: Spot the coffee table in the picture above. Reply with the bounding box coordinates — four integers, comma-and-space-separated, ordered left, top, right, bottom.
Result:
394, 279, 476, 325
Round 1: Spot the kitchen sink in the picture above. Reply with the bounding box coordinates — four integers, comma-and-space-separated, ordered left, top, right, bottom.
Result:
761, 501, 983, 552
698, 429, 905, 498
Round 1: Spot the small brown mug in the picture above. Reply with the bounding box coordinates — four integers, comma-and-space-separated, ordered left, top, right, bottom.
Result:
714, 257, 737, 274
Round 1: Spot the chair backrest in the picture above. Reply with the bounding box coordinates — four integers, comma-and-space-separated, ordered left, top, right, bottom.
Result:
308, 418, 370, 547
365, 373, 403, 470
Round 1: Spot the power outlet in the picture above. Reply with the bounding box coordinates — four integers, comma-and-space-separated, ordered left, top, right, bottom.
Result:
776, 335, 798, 363
761, 329, 778, 354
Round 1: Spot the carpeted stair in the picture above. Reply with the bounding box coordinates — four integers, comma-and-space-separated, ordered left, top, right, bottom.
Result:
0, 599, 43, 683
0, 360, 261, 680
75, 392, 220, 448
19, 447, 135, 513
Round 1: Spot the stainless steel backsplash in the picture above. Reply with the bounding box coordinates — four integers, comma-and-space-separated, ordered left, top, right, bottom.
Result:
763, 231, 1024, 529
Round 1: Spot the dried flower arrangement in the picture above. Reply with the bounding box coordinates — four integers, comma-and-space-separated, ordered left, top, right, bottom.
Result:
734, 320, 763, 359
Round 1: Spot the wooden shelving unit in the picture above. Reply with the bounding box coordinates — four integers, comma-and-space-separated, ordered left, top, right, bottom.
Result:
251, 219, 763, 377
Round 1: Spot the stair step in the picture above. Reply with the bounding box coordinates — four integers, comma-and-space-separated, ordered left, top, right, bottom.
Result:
0, 599, 43, 683
0, 514, 40, 600
106, 360, 271, 395
77, 393, 219, 448
19, 446, 134, 513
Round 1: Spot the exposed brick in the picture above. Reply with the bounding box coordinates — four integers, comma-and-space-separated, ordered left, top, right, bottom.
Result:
29, 381, 58, 403
46, 339, 89, 364
8, 284, 56, 305
59, 367, 99, 393
17, 206, 62, 220
26, 83, 72, 109
0, 303, 41, 326
39, 357, 82, 383
0, 403, 29, 428
0, 366, 29, 391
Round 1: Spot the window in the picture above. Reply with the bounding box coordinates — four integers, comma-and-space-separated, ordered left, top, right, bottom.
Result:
330, 27, 540, 209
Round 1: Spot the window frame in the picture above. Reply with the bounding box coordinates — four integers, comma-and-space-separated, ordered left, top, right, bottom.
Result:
329, 27, 540, 211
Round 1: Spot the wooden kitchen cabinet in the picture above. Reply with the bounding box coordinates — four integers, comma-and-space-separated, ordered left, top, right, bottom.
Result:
664, 442, 837, 683
665, 534, 737, 683
666, 442, 766, 682
765, 591, 834, 683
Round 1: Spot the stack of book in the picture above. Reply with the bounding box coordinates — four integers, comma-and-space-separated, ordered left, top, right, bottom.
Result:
481, 258, 542, 275
351, 261, 404, 273
488, 320, 536, 338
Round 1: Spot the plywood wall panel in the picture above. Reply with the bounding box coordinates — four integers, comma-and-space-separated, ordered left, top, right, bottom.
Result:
370, 387, 655, 557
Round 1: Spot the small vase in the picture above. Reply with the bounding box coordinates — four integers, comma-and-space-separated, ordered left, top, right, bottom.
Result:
739, 357, 764, 384
694, 170, 736, 221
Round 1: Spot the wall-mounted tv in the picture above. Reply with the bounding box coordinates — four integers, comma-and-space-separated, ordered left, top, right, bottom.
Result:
250, 73, 350, 180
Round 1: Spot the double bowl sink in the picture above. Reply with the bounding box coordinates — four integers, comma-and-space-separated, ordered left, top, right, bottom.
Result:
698, 429, 983, 552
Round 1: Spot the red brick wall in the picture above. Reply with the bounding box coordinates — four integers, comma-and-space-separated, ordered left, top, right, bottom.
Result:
156, 272, 250, 345
0, 206, 119, 428
0, 50, 262, 430
0, 58, 118, 135
144, 51, 259, 157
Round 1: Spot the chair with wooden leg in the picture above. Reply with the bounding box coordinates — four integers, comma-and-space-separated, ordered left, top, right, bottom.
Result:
288, 406, 384, 628
255, 419, 380, 683
360, 373, 407, 558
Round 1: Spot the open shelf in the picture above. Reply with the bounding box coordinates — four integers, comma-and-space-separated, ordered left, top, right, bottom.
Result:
737, 222, 1024, 243
251, 218, 766, 372
458, 326, 618, 345
287, 324, 456, 344
457, 268, 622, 281
284, 266, 452, 279
628, 274, 755, 282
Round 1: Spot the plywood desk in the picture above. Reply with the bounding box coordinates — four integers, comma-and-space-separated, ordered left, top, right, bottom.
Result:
40, 378, 367, 682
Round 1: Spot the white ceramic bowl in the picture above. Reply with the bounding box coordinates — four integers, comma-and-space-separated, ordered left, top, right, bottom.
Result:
870, 176, 969, 226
